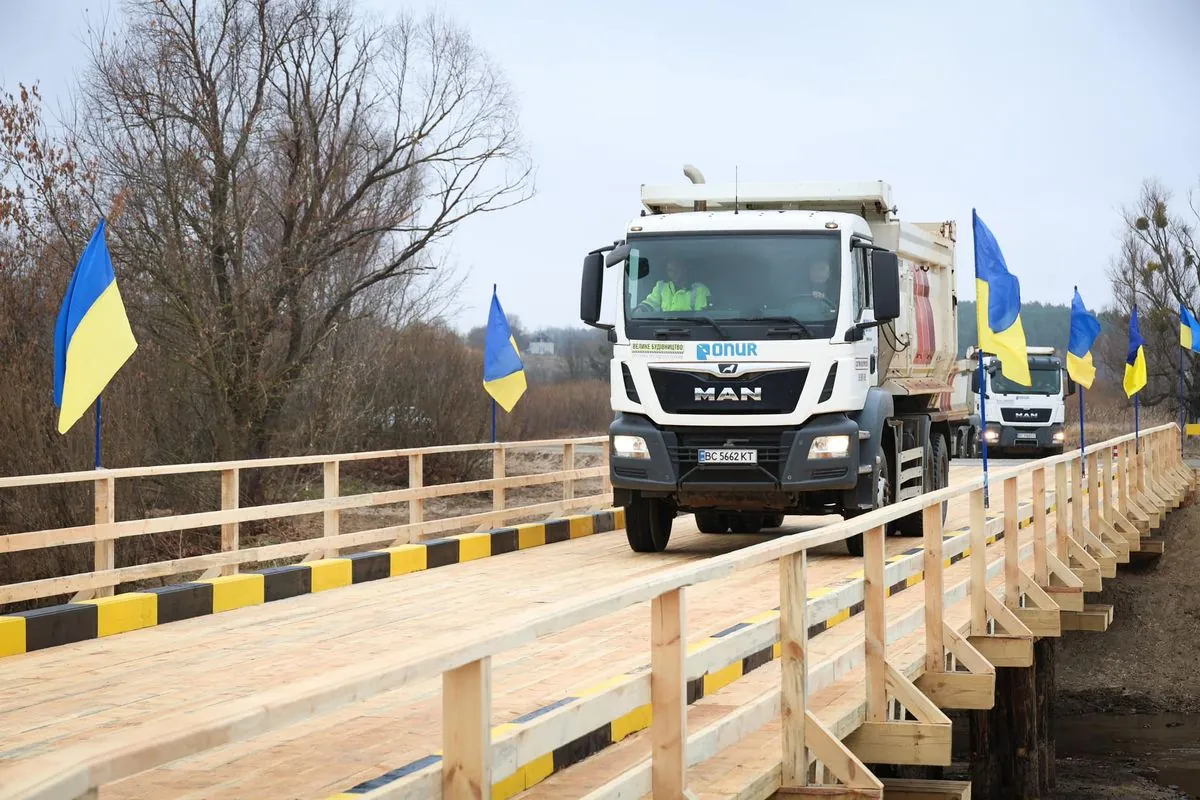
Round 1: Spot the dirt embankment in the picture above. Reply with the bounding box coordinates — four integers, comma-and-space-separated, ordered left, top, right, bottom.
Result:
1050, 496, 1200, 799
1056, 500, 1200, 716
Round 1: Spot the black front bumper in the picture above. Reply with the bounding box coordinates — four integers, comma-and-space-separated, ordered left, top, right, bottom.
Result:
988, 422, 1064, 449
608, 412, 861, 496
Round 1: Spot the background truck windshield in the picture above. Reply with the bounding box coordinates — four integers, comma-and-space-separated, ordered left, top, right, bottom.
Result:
991, 365, 1062, 396
622, 232, 841, 339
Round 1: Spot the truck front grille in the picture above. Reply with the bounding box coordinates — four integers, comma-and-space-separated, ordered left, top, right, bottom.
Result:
649, 368, 809, 415
1000, 407, 1051, 424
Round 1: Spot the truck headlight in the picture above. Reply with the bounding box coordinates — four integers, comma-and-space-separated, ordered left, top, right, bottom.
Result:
984, 427, 1000, 443
809, 435, 851, 459
1053, 430, 1065, 443
612, 434, 650, 459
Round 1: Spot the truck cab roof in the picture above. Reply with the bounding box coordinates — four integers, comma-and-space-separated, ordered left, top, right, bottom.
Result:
624, 208, 874, 239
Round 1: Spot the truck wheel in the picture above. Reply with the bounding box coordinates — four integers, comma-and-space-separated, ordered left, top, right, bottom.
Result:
930, 434, 949, 524
845, 454, 891, 557
695, 512, 728, 534
762, 513, 785, 529
625, 496, 673, 552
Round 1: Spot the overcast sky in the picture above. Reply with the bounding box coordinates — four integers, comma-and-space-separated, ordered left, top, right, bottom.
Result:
3, 0, 1198, 333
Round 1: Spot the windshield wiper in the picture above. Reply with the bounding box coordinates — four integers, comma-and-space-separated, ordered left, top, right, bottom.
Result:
654, 316, 734, 340
746, 315, 814, 337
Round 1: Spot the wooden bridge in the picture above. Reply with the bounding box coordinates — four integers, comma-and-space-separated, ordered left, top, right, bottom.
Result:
0, 423, 1193, 799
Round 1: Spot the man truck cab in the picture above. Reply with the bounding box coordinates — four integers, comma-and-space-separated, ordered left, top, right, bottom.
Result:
954, 346, 1074, 459
579, 166, 967, 556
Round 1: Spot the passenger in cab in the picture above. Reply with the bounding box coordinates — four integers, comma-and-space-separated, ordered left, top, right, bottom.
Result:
638, 257, 713, 312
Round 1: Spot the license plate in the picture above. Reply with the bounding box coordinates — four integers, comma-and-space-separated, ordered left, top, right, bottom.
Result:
1017, 432, 1037, 440
697, 448, 757, 464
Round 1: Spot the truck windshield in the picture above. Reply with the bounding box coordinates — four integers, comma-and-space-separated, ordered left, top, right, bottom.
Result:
622, 232, 841, 340
991, 366, 1061, 396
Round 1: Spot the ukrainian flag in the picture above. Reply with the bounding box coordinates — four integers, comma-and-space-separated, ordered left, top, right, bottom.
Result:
52, 219, 138, 435
1180, 304, 1200, 352
483, 286, 526, 412
972, 209, 1030, 386
1123, 304, 1147, 398
1066, 287, 1102, 389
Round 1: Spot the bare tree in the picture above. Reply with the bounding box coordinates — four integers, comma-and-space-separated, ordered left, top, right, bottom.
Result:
76, 0, 533, 475
1104, 178, 1200, 410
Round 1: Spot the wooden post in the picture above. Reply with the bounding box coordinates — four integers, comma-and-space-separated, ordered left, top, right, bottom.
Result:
221, 468, 240, 576
1055, 462, 1069, 562
409, 453, 425, 526
651, 588, 687, 797
93, 475, 116, 598
1033, 468, 1048, 585
1035, 637, 1057, 793
1087, 451, 1100, 534
562, 442, 576, 501
1071, 456, 1085, 545
970, 489, 987, 635
442, 658, 491, 799
922, 506, 944, 675
865, 524, 887, 721
780, 550, 809, 788
1003, 477, 1018, 608
1118, 442, 1131, 518
493, 446, 506, 512
323, 460, 340, 559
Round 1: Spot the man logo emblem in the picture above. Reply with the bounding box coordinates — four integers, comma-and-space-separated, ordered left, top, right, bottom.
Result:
718, 363, 738, 374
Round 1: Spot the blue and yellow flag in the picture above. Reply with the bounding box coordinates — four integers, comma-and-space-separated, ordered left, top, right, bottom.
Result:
483, 286, 527, 412
1066, 287, 1102, 389
972, 209, 1030, 386
1123, 304, 1147, 398
1180, 304, 1200, 352
53, 219, 138, 435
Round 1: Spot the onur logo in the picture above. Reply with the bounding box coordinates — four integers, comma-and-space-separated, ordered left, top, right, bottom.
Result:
695, 387, 762, 402
696, 342, 758, 361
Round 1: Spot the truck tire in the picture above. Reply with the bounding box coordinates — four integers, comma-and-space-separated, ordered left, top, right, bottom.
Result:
625, 496, 673, 552
762, 513, 785, 529
845, 454, 891, 557
695, 512, 728, 534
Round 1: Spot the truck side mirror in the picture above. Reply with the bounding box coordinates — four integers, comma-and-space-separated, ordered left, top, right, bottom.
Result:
970, 371, 980, 394
871, 251, 901, 322
580, 252, 605, 327
1066, 373, 1076, 396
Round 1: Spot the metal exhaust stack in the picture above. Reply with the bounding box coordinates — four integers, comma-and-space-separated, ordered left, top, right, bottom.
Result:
683, 164, 706, 211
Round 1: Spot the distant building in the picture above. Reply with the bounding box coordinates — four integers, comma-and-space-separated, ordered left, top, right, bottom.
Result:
528, 337, 555, 356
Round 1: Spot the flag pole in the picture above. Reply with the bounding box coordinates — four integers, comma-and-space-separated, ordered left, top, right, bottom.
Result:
1135, 393, 1140, 453
977, 347, 990, 508
491, 399, 497, 444
94, 397, 103, 469
1180, 334, 1185, 449
1078, 385, 1085, 476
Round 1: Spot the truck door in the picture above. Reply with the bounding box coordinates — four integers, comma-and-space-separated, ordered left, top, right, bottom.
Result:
850, 242, 878, 391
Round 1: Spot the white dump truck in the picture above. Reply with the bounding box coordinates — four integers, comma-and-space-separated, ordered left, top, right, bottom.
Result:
579, 166, 969, 556
951, 345, 1073, 459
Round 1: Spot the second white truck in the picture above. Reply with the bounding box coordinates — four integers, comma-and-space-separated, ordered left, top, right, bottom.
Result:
951, 346, 1073, 459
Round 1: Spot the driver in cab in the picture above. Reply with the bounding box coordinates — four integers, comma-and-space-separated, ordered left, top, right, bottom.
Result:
637, 257, 712, 312
809, 260, 833, 302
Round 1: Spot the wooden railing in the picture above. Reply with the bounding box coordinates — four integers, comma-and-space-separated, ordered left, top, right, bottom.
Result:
0, 436, 609, 606
1, 424, 1192, 800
